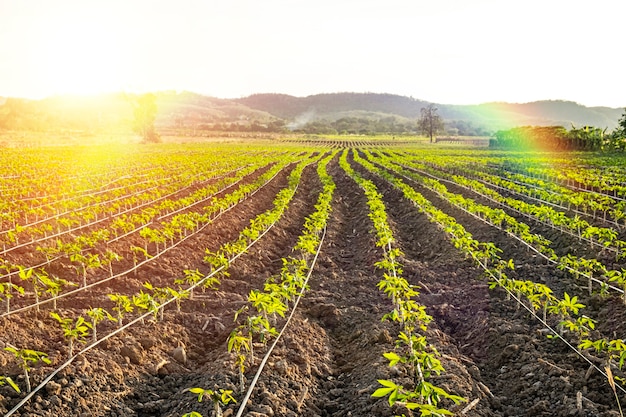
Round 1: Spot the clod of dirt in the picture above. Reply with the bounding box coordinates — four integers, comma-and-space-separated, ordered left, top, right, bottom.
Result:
120, 344, 144, 365
172, 345, 187, 364
45, 380, 62, 396
306, 302, 341, 327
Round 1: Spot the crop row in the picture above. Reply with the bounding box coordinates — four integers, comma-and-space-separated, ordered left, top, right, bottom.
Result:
351, 149, 626, 401
1, 149, 320, 416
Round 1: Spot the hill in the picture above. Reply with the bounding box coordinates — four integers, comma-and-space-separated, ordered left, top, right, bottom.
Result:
0, 91, 623, 136
237, 93, 624, 132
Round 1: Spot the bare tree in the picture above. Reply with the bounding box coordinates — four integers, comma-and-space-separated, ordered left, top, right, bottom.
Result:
418, 104, 443, 143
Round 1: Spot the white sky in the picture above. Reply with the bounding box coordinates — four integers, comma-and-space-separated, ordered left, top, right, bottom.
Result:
1, 0, 624, 107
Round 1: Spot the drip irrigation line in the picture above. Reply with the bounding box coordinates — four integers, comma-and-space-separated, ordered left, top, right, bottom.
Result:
235, 225, 326, 417
401, 160, 620, 254
2, 190, 289, 417
475, 256, 626, 397
0, 165, 288, 318
360, 154, 626, 401
379, 157, 625, 296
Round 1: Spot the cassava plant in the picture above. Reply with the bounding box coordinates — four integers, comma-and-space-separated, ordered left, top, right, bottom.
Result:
227, 328, 251, 393
86, 307, 117, 342
4, 346, 51, 392
186, 386, 236, 417
0, 280, 24, 314
18, 265, 42, 313
108, 293, 134, 327
0, 375, 20, 393
50, 312, 92, 357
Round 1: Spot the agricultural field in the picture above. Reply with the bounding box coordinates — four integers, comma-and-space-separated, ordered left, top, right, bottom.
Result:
1, 140, 626, 417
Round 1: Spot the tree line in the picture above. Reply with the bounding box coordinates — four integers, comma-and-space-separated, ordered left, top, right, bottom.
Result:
489, 109, 626, 151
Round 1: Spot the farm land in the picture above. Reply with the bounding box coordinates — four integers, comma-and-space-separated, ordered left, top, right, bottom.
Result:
1, 139, 626, 417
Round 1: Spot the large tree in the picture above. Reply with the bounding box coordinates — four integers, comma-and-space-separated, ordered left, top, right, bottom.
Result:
132, 93, 160, 143
418, 104, 443, 143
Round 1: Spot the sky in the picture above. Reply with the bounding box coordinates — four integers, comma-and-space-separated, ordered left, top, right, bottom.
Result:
1, 0, 625, 107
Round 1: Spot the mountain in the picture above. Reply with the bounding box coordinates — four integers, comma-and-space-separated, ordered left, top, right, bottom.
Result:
236, 93, 624, 132
0, 91, 623, 135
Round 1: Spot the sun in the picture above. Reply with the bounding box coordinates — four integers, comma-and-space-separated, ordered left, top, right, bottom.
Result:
36, 16, 130, 96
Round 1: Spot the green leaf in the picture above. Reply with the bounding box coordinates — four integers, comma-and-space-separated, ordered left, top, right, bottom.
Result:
372, 387, 394, 398
383, 351, 401, 367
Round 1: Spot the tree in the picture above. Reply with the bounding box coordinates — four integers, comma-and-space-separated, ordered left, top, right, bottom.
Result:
418, 104, 444, 143
132, 93, 161, 143
617, 108, 626, 134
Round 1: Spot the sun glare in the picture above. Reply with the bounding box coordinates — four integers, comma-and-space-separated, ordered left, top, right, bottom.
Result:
36, 15, 128, 96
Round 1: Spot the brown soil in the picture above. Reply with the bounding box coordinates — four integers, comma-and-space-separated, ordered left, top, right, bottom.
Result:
0, 153, 624, 417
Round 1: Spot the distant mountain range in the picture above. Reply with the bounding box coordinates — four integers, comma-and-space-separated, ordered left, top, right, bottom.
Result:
0, 91, 623, 134
236, 93, 624, 132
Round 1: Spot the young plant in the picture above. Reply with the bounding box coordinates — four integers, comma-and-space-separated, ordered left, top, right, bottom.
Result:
175, 269, 203, 299
143, 282, 185, 320
102, 249, 123, 277
4, 346, 51, 392
0, 375, 20, 393
227, 328, 251, 393
50, 312, 92, 357
132, 291, 159, 323
18, 265, 42, 313
37, 268, 75, 311
187, 387, 236, 417
108, 293, 134, 327
70, 253, 102, 288
86, 307, 117, 342
607, 268, 626, 305
130, 245, 152, 275
0, 280, 24, 314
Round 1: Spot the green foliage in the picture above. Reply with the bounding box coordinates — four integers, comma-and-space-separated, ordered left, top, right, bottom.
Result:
50, 312, 92, 357
186, 386, 236, 417
491, 125, 617, 151
0, 375, 20, 393
108, 293, 134, 327
4, 346, 51, 392
132, 93, 161, 143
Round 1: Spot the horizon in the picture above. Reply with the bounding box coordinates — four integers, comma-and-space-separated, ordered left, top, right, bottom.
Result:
1, 90, 624, 110
1, 0, 625, 108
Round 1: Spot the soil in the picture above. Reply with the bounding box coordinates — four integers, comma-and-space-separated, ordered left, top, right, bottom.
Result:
1, 151, 624, 417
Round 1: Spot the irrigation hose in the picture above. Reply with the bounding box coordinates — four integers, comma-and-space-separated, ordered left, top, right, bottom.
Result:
234, 225, 327, 417
0, 165, 288, 318
476, 255, 626, 396
364, 157, 626, 398
2, 184, 292, 417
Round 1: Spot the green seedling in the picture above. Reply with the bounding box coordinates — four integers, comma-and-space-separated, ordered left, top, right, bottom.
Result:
37, 268, 75, 310
86, 307, 117, 342
0, 280, 24, 314
108, 293, 134, 327
132, 291, 159, 323
0, 375, 20, 393
50, 312, 92, 357
4, 346, 51, 392
102, 249, 123, 277
18, 265, 42, 313
175, 269, 203, 299
69, 252, 101, 288
187, 387, 236, 417
227, 328, 251, 393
